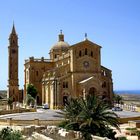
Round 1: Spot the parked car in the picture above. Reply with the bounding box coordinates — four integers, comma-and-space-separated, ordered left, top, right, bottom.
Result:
42, 104, 49, 109
112, 107, 123, 111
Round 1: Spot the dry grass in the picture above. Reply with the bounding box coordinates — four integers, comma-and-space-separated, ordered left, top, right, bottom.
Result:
120, 94, 140, 106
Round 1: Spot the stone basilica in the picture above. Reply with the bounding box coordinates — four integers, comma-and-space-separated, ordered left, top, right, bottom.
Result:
6, 24, 113, 109
24, 30, 113, 109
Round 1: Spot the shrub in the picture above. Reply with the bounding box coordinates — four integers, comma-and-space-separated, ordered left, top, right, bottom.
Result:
0, 127, 23, 140
125, 127, 137, 131
125, 127, 137, 135
136, 130, 140, 138
118, 137, 128, 140
58, 120, 69, 128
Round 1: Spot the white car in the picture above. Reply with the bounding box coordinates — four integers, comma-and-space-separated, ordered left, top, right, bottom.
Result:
42, 104, 49, 109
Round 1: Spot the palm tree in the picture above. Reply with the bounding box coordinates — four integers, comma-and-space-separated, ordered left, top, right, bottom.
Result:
59, 94, 120, 140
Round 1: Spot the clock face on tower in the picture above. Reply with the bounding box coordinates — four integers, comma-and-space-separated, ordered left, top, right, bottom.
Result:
83, 61, 89, 68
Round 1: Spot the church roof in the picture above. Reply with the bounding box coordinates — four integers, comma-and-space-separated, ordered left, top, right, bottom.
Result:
9, 24, 18, 39
79, 76, 94, 84
12, 24, 16, 34
70, 38, 102, 49
101, 65, 112, 72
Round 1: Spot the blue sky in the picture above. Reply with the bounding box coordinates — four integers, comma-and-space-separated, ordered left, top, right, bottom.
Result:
0, 0, 140, 90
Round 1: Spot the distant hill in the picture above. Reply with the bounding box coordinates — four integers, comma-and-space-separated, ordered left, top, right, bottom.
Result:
114, 90, 140, 95
0, 90, 7, 99
114, 90, 140, 105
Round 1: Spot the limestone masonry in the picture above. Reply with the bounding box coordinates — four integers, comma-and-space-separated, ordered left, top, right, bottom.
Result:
24, 30, 113, 109
7, 25, 113, 108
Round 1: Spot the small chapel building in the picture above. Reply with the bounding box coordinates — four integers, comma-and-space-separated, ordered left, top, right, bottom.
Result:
24, 31, 113, 109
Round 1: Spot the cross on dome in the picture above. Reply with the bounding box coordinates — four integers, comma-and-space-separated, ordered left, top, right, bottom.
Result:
60, 29, 62, 34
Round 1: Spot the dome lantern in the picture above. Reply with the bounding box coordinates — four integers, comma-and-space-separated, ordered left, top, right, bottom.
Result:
58, 30, 64, 41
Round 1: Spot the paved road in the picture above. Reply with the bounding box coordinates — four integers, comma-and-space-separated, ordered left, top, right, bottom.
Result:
114, 110, 140, 118
0, 109, 63, 120
0, 109, 140, 120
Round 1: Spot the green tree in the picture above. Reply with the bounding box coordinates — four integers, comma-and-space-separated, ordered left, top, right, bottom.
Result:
26, 94, 35, 106
7, 97, 13, 110
27, 84, 37, 99
59, 94, 120, 140
0, 127, 23, 140
136, 130, 140, 140
113, 94, 123, 104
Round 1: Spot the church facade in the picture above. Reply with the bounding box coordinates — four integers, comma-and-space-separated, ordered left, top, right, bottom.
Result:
24, 31, 113, 109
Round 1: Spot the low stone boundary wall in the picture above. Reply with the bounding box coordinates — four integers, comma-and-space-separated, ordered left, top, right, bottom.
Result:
91, 135, 110, 140
0, 108, 36, 115
32, 132, 53, 140
119, 116, 140, 124
0, 118, 61, 126
1, 117, 140, 127
32, 132, 111, 140
128, 120, 140, 128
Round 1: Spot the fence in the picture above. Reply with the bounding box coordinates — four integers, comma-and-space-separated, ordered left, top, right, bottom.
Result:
114, 103, 138, 112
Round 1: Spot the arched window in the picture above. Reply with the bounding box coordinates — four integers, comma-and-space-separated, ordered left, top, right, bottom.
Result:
91, 51, 93, 57
63, 82, 65, 88
63, 81, 68, 88
85, 48, 87, 55
102, 95, 106, 99
36, 71, 38, 76
26, 70, 29, 80
102, 82, 107, 88
66, 82, 68, 88
79, 51, 82, 57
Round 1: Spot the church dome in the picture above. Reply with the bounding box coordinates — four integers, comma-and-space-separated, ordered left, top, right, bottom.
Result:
51, 30, 69, 50
52, 41, 69, 50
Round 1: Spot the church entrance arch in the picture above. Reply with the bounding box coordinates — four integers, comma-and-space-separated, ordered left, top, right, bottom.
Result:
88, 87, 96, 96
63, 92, 69, 106
37, 96, 39, 104
63, 96, 68, 106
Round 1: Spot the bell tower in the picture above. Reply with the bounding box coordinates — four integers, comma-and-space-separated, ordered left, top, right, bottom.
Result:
7, 24, 19, 102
